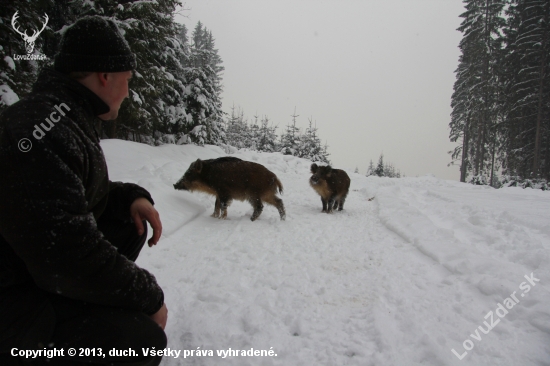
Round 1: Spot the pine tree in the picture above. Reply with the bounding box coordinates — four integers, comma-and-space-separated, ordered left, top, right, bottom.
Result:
366, 160, 375, 176
181, 20, 225, 145
320, 141, 331, 164
35, 0, 191, 143
369, 153, 403, 178
224, 105, 331, 161
296, 117, 326, 162
449, 0, 505, 183
256, 115, 278, 152
501, 0, 550, 179
280, 108, 301, 155
204, 29, 224, 94
374, 154, 385, 177
384, 162, 395, 178
0, 1, 54, 111
248, 114, 260, 150
3, 1, 227, 147
225, 104, 249, 149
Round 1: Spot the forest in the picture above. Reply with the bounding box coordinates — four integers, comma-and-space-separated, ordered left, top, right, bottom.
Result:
0, 0, 330, 164
450, 0, 550, 188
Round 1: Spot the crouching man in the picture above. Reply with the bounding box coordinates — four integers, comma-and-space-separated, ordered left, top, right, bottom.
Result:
0, 16, 167, 366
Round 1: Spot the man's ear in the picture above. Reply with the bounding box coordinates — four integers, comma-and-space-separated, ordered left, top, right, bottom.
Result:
97, 72, 109, 87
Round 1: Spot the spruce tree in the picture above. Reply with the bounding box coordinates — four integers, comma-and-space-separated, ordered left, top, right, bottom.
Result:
180, 20, 225, 145
256, 116, 278, 152
298, 117, 328, 163
34, 0, 190, 143
502, 0, 550, 179
449, 0, 505, 183
0, 1, 54, 111
248, 114, 260, 150
366, 160, 375, 177
375, 154, 385, 177
320, 141, 331, 164
225, 104, 249, 149
280, 108, 301, 155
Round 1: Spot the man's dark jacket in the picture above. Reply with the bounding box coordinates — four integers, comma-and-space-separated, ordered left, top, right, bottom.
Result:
0, 69, 164, 350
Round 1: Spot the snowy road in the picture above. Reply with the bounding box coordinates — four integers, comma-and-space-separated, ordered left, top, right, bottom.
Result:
102, 140, 550, 366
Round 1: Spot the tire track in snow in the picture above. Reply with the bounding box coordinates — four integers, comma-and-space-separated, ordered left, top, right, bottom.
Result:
367, 178, 550, 366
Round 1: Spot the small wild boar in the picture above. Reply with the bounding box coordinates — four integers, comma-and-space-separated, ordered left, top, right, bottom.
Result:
173, 157, 286, 221
309, 163, 350, 213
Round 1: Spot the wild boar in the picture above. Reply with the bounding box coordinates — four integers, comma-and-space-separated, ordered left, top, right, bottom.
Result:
309, 163, 350, 213
173, 157, 286, 221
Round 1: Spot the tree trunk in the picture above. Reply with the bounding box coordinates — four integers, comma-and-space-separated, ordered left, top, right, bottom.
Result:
532, 3, 548, 177
461, 113, 470, 182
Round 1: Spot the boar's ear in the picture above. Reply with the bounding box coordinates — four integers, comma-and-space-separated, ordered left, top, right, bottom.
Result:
193, 159, 203, 173
326, 165, 332, 176
311, 163, 318, 173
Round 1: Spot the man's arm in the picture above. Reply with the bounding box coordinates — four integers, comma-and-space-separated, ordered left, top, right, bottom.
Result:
0, 109, 163, 315
102, 183, 162, 247
130, 197, 162, 247
103, 181, 154, 220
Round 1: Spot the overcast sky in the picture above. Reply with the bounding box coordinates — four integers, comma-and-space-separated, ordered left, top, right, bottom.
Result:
176, 0, 465, 180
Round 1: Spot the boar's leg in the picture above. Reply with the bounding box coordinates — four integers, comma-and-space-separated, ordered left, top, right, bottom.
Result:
326, 196, 336, 213
337, 196, 346, 211
250, 198, 264, 221
274, 197, 286, 220
263, 195, 286, 220
211, 197, 221, 218
219, 195, 231, 219
321, 198, 328, 213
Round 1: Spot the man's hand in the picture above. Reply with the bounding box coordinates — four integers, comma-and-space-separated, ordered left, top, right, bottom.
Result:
130, 197, 162, 247
150, 303, 168, 330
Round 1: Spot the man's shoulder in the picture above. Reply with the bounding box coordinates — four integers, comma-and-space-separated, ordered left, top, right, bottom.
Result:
0, 88, 88, 156
1, 91, 63, 127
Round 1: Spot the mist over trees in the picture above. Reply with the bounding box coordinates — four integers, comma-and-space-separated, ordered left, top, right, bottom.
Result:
450, 0, 550, 188
1, 0, 332, 161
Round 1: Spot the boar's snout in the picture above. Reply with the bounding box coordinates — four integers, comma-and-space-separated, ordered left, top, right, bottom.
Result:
173, 180, 188, 191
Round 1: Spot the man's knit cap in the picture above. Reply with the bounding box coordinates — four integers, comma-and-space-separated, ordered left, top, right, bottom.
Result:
54, 16, 136, 73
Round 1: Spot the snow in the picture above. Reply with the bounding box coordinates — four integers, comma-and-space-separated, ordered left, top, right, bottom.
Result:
0, 84, 19, 106
4, 56, 15, 71
131, 90, 143, 105
101, 139, 550, 366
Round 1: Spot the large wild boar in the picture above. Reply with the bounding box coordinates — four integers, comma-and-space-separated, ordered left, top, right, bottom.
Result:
173, 157, 286, 221
309, 163, 350, 213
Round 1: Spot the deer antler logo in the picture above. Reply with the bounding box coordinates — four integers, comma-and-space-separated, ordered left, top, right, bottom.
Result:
11, 11, 49, 54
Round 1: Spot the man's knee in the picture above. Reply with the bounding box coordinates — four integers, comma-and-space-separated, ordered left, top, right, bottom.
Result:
43, 302, 166, 365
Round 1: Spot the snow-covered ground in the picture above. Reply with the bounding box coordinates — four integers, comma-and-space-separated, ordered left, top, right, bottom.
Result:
102, 140, 550, 366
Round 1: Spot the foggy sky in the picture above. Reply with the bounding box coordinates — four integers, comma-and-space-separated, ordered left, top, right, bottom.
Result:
177, 0, 465, 180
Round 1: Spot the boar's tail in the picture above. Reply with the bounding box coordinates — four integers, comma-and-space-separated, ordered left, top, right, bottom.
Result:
275, 177, 283, 194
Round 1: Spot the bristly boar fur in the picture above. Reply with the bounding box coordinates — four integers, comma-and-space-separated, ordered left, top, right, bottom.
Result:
173, 157, 286, 221
309, 163, 350, 213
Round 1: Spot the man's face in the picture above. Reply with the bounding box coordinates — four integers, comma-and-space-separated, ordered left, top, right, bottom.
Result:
99, 71, 132, 120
